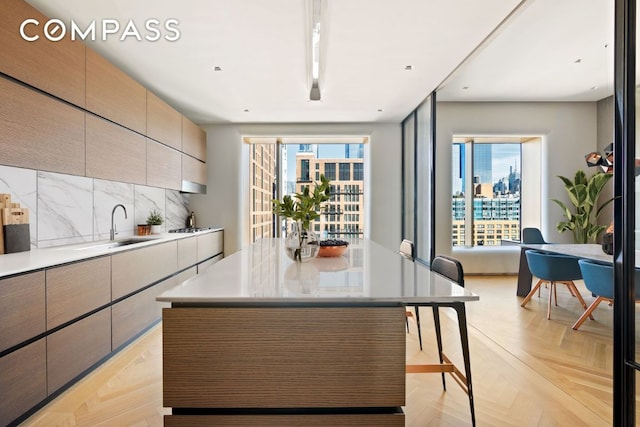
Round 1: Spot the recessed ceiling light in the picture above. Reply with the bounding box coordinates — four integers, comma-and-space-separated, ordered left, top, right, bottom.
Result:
574, 59, 582, 64
377, 109, 383, 112
405, 65, 413, 71
462, 86, 469, 90
213, 66, 222, 71
591, 86, 598, 90
243, 109, 249, 113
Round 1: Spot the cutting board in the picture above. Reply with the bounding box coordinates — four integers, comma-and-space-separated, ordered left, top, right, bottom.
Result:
2, 207, 30, 254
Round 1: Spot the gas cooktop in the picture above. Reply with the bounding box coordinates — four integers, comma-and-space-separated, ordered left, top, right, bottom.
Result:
168, 226, 215, 233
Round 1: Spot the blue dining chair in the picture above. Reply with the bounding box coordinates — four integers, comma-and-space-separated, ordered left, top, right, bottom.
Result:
522, 227, 548, 244
573, 259, 640, 330
521, 250, 591, 320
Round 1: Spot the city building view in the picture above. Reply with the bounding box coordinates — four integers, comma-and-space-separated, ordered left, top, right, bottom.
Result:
452, 142, 521, 246
249, 142, 365, 243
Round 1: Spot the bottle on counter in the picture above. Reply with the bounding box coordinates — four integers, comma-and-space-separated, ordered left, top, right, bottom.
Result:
186, 211, 196, 228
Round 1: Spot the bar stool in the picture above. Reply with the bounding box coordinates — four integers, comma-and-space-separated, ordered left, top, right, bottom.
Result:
521, 249, 590, 320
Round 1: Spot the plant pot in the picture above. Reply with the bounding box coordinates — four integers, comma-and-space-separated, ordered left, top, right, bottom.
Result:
284, 221, 319, 262
150, 225, 163, 234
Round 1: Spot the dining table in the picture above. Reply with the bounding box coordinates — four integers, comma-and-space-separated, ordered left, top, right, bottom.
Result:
157, 237, 479, 426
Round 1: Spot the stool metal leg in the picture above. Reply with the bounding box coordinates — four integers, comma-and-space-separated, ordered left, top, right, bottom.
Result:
431, 305, 446, 390
454, 302, 476, 427
414, 306, 423, 351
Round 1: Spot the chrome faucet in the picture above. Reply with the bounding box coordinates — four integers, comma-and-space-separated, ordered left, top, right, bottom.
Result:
110, 204, 127, 240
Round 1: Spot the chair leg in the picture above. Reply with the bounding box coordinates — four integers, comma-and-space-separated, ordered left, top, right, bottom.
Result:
547, 282, 555, 319
565, 281, 595, 321
554, 283, 558, 306
572, 297, 605, 330
431, 305, 446, 391
453, 303, 475, 426
415, 306, 423, 351
405, 316, 409, 332
521, 279, 545, 308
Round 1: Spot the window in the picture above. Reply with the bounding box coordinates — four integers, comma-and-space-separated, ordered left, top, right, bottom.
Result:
339, 163, 351, 180
324, 163, 336, 180
452, 140, 521, 247
353, 163, 363, 180
300, 159, 310, 182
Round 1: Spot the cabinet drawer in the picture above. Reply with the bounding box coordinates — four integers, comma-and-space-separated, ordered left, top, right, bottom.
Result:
46, 257, 111, 329
177, 237, 197, 270
0, 271, 45, 352
197, 231, 223, 263
112, 241, 178, 300
0, 338, 46, 427
47, 308, 111, 394
112, 275, 178, 349
164, 413, 404, 426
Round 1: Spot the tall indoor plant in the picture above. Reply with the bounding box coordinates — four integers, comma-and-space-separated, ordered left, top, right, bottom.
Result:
272, 175, 331, 261
552, 170, 614, 243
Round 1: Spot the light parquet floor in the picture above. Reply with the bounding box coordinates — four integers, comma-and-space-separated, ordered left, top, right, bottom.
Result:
21, 276, 640, 426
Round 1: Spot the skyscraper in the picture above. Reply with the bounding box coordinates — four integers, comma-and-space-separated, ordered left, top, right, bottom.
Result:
473, 144, 492, 184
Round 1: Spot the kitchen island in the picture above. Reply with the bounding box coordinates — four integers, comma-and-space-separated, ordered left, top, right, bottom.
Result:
157, 238, 478, 426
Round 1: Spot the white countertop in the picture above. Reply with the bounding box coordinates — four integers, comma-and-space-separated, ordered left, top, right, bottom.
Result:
157, 238, 479, 306
0, 227, 223, 278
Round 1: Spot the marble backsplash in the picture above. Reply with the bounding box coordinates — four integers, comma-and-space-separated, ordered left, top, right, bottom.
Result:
0, 165, 190, 248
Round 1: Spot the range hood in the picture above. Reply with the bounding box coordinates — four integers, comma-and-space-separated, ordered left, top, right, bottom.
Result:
181, 180, 207, 194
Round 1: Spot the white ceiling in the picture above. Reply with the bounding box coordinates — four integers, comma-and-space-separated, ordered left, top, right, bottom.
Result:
25, 0, 614, 125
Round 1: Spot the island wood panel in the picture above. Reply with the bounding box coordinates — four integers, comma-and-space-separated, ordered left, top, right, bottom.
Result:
162, 307, 406, 408
45, 256, 111, 330
147, 91, 182, 150
0, 271, 45, 352
164, 414, 404, 426
147, 139, 182, 190
111, 241, 178, 300
177, 236, 197, 270
181, 116, 206, 161
46, 308, 111, 395
182, 154, 207, 186
85, 114, 147, 185
112, 274, 179, 349
0, 77, 85, 175
85, 48, 146, 134
0, 0, 86, 107
0, 338, 46, 427
196, 231, 223, 263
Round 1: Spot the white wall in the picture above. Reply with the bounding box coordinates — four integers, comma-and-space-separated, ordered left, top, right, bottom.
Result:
191, 123, 402, 256
436, 101, 599, 274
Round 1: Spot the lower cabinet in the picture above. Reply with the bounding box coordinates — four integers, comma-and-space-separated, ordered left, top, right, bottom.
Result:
164, 414, 405, 426
46, 308, 111, 394
0, 338, 46, 427
0, 230, 223, 425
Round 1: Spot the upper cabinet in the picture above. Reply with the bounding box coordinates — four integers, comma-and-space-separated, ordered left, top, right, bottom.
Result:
0, 0, 86, 107
147, 92, 182, 151
86, 48, 147, 135
182, 116, 207, 161
0, 77, 85, 176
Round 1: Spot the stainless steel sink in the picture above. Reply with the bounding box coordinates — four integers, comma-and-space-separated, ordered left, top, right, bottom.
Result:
72, 237, 160, 251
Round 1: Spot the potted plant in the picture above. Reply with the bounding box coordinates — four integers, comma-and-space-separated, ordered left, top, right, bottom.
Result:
552, 170, 614, 243
272, 175, 331, 261
146, 209, 164, 234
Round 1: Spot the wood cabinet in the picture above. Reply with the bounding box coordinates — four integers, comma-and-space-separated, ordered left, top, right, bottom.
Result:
86, 48, 147, 134
147, 139, 182, 190
0, 339, 46, 427
177, 236, 198, 270
147, 91, 182, 150
111, 241, 178, 300
85, 114, 147, 184
182, 116, 206, 161
182, 154, 207, 187
197, 230, 223, 263
46, 257, 111, 329
0, 0, 86, 107
0, 271, 45, 353
46, 308, 111, 394
0, 77, 85, 176
164, 414, 404, 426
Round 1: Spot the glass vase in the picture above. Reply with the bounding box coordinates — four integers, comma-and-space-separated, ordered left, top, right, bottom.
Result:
285, 221, 320, 262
